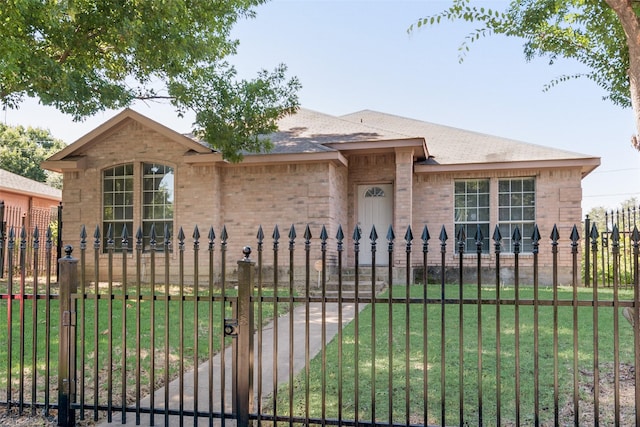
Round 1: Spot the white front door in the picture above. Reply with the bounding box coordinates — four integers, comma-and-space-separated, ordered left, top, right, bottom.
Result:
357, 184, 393, 265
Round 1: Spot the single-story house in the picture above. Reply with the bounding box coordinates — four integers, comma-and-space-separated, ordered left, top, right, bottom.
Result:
42, 108, 600, 284
0, 167, 61, 233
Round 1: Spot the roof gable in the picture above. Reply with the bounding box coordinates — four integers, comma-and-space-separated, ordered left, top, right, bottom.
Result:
46, 108, 212, 163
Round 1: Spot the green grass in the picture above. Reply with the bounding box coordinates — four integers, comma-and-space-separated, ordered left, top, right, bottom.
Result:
269, 284, 637, 426
0, 282, 290, 412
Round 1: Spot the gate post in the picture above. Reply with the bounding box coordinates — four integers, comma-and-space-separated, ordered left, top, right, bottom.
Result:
235, 246, 255, 426
58, 245, 78, 427
0, 200, 5, 278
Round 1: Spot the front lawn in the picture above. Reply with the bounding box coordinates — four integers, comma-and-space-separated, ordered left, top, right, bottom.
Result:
269, 284, 637, 426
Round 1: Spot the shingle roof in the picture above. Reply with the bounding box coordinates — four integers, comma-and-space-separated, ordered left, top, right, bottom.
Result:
338, 110, 595, 165
266, 108, 412, 154
0, 168, 61, 200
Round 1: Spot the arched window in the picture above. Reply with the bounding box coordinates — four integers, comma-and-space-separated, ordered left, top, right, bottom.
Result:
364, 187, 386, 198
102, 162, 174, 252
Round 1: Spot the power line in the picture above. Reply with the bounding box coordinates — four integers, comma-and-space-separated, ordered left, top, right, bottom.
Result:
584, 192, 640, 198
591, 168, 640, 174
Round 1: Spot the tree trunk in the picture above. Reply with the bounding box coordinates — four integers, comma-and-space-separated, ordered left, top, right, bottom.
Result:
605, 0, 640, 150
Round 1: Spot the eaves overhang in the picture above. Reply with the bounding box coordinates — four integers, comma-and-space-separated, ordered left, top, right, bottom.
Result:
41, 156, 88, 173
220, 151, 349, 167
0, 186, 61, 202
415, 157, 601, 178
323, 138, 427, 160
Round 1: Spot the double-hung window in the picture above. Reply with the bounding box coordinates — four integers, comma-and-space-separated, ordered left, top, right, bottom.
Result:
454, 179, 490, 253
498, 178, 536, 252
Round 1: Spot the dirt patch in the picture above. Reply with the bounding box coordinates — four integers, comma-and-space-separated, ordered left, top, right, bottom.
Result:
0, 407, 57, 426
558, 362, 637, 426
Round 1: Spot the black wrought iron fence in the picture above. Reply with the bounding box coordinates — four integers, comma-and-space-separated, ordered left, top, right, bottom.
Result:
0, 219, 639, 426
0, 201, 61, 278
585, 206, 639, 287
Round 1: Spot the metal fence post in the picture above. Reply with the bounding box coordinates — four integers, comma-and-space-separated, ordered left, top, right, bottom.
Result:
58, 245, 77, 427
56, 203, 63, 278
0, 200, 5, 278
585, 215, 591, 287
235, 246, 255, 426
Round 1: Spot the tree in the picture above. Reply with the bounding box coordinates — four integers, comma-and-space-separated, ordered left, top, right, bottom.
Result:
0, 123, 65, 187
586, 196, 638, 232
410, 0, 640, 151
0, 1, 300, 162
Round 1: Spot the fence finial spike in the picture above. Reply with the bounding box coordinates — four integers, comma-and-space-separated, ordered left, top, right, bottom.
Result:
220, 225, 228, 243
369, 225, 378, 242
121, 223, 129, 241
336, 225, 344, 242
439, 225, 448, 243
631, 225, 640, 246
320, 225, 328, 242
474, 224, 483, 243
531, 224, 541, 243
512, 225, 522, 243
404, 225, 413, 243
589, 223, 599, 242
421, 225, 431, 242
631, 225, 639, 244
106, 224, 114, 245
611, 224, 620, 243
150, 223, 157, 246
304, 224, 312, 241
492, 225, 502, 243
550, 224, 560, 242
164, 223, 172, 242
353, 225, 362, 242
569, 225, 580, 243
456, 225, 466, 243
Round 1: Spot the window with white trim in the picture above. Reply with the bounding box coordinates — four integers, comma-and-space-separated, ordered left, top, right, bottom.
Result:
454, 179, 490, 253
142, 163, 174, 251
102, 162, 174, 252
103, 164, 134, 251
498, 177, 536, 253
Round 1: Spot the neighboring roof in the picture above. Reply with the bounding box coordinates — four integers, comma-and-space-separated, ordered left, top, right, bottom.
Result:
0, 168, 61, 201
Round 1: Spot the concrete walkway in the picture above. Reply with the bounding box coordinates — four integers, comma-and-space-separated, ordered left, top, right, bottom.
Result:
99, 302, 361, 426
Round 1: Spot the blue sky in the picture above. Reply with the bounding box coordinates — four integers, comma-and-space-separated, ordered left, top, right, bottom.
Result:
4, 0, 639, 213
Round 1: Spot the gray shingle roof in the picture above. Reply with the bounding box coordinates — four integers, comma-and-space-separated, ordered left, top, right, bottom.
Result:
0, 168, 61, 200
263, 108, 596, 165
338, 110, 595, 164
266, 109, 412, 154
